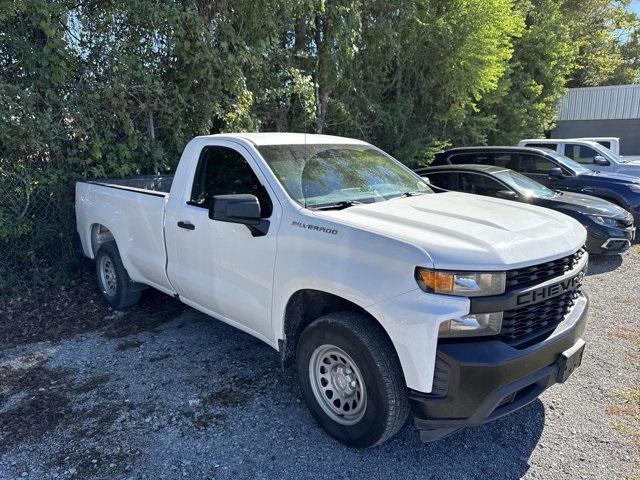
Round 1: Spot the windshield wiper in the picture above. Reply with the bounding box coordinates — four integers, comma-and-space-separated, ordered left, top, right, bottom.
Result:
312, 200, 362, 211
399, 191, 427, 197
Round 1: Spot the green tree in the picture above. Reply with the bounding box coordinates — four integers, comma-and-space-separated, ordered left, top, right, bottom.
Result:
563, 0, 640, 86
473, 0, 577, 145
334, 0, 523, 164
2, 0, 638, 293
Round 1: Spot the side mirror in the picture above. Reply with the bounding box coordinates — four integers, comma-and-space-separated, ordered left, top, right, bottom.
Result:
209, 194, 269, 236
496, 189, 518, 200
594, 155, 609, 166
549, 167, 564, 179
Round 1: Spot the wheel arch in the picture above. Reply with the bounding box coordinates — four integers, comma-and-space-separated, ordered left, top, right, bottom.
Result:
279, 289, 403, 379
89, 222, 117, 258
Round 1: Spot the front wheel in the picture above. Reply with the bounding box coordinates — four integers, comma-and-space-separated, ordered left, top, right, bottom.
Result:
296, 311, 409, 448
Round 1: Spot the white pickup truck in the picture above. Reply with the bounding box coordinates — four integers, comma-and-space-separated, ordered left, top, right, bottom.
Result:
518, 138, 640, 176
76, 133, 589, 447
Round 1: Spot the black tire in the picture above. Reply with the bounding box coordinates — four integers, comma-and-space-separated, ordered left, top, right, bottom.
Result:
95, 241, 141, 310
296, 311, 409, 448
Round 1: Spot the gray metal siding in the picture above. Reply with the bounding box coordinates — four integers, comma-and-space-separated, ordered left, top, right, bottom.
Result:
558, 85, 640, 121
551, 119, 640, 155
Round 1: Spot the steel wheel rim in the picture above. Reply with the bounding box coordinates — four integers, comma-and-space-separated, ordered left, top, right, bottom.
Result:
309, 344, 367, 425
99, 255, 117, 297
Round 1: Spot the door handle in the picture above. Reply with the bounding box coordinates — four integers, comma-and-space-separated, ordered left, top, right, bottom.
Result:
177, 221, 195, 230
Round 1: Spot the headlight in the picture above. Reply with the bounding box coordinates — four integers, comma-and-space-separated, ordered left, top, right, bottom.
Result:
439, 312, 503, 337
587, 215, 619, 227
414, 268, 506, 297
628, 184, 640, 193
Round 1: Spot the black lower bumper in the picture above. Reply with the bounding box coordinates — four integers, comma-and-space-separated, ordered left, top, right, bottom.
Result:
585, 225, 635, 255
410, 294, 589, 442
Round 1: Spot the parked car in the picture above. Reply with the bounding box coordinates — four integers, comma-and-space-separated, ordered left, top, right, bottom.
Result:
77, 133, 589, 447
518, 138, 640, 176
431, 146, 640, 224
416, 164, 635, 255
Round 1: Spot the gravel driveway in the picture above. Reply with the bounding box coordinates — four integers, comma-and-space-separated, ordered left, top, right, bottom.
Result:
1, 247, 638, 480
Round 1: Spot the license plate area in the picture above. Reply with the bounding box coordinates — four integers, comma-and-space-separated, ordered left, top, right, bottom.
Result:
557, 339, 585, 383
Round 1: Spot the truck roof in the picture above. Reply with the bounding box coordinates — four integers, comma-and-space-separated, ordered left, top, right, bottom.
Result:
195, 132, 369, 146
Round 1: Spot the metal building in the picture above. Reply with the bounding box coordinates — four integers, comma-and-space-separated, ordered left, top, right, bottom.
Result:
551, 84, 640, 155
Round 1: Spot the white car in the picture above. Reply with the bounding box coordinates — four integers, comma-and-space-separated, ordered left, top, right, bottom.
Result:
518, 138, 640, 176
76, 133, 589, 447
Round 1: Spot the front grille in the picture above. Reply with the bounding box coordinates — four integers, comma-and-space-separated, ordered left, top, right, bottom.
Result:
505, 249, 586, 290
501, 290, 580, 346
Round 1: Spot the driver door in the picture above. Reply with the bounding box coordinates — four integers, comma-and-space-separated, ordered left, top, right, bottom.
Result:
165, 143, 279, 340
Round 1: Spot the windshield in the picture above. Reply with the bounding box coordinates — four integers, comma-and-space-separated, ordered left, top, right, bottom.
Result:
599, 146, 624, 163
493, 169, 556, 198
257, 144, 432, 208
545, 151, 592, 175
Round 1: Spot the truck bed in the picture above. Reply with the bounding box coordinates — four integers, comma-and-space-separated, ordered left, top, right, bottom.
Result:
86, 175, 174, 196
75, 177, 174, 294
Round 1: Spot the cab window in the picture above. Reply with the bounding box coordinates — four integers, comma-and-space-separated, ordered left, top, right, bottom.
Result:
190, 146, 273, 217
525, 143, 558, 151
563, 144, 599, 165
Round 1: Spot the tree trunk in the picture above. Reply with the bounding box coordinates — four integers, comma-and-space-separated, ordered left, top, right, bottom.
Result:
148, 110, 158, 175
314, 4, 330, 134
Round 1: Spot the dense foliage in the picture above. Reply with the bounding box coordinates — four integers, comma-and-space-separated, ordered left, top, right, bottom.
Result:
1, 0, 638, 292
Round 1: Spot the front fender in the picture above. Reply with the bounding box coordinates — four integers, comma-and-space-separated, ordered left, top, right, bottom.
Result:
366, 290, 469, 393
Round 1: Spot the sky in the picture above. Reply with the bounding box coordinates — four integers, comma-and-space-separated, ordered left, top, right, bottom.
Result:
632, 0, 640, 15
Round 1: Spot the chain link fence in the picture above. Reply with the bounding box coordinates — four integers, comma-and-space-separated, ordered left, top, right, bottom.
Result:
0, 166, 81, 295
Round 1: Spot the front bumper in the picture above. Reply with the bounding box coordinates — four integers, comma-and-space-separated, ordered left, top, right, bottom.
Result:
585, 224, 635, 254
410, 293, 589, 442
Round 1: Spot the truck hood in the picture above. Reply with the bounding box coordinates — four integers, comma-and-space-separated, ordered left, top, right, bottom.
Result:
315, 192, 586, 271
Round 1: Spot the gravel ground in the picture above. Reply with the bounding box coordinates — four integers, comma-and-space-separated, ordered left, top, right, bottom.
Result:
1, 247, 639, 480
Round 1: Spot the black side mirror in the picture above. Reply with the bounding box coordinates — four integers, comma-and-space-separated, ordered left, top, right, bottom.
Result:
496, 189, 518, 200
549, 167, 564, 179
209, 194, 269, 236
593, 155, 609, 166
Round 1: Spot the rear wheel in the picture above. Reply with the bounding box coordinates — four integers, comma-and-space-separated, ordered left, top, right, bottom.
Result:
95, 242, 141, 310
296, 311, 409, 448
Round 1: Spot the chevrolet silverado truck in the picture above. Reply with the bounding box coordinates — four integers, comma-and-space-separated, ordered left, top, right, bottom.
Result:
76, 133, 589, 447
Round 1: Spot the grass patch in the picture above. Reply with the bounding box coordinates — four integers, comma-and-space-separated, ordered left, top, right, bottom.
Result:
609, 326, 640, 345
606, 323, 640, 478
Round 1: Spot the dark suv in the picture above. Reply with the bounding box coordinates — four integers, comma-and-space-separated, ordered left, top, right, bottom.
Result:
429, 146, 640, 223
